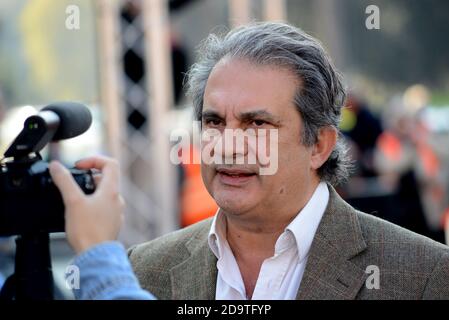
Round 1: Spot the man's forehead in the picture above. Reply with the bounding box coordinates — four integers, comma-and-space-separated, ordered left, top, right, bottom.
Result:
205, 58, 298, 90
203, 58, 299, 120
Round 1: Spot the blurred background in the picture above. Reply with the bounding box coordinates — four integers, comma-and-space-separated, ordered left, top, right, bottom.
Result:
0, 0, 448, 299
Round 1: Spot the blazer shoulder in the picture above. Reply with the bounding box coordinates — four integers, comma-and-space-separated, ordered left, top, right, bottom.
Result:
128, 218, 213, 270
422, 252, 449, 299
356, 210, 449, 265
350, 210, 449, 299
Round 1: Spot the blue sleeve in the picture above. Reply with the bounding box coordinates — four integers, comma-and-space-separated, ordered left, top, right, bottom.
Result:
68, 241, 156, 300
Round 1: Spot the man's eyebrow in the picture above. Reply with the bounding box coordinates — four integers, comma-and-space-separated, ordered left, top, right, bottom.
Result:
201, 109, 281, 124
201, 110, 223, 120
239, 110, 281, 124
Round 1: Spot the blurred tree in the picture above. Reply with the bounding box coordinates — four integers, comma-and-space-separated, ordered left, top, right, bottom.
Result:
287, 0, 449, 93
341, 0, 449, 88
2, 0, 98, 106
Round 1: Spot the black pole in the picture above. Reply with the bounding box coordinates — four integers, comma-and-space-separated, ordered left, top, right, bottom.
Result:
0, 233, 54, 300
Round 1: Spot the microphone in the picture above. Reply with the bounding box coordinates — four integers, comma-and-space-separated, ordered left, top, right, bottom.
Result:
42, 102, 92, 140
4, 102, 93, 159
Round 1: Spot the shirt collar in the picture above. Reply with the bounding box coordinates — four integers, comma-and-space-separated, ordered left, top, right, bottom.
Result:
285, 181, 329, 262
208, 182, 329, 262
207, 207, 226, 259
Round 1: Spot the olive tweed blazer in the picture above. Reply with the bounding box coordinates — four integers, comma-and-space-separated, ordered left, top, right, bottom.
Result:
128, 185, 449, 299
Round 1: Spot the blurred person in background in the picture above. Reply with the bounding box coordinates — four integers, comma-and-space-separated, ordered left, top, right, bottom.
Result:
339, 91, 433, 241
374, 85, 447, 243
341, 93, 383, 178
179, 143, 218, 227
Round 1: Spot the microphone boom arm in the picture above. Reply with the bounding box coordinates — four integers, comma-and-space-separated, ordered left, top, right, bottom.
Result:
4, 111, 60, 160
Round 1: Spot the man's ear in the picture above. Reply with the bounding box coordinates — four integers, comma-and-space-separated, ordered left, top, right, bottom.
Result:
310, 127, 337, 170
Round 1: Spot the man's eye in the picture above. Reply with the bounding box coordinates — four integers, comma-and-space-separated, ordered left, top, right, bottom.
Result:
205, 119, 222, 126
252, 120, 267, 126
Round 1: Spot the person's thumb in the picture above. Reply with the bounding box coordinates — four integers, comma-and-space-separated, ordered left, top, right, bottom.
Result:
49, 161, 84, 205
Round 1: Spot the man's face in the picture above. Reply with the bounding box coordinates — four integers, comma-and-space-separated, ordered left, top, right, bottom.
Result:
201, 58, 318, 220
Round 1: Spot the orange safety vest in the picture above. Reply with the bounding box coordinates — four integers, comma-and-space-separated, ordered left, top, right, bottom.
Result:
377, 131, 448, 228
376, 131, 440, 178
180, 145, 218, 227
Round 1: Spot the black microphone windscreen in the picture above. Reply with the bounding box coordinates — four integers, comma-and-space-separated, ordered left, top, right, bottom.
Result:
42, 102, 92, 140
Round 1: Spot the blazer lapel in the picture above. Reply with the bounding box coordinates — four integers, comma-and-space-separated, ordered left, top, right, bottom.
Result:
168, 185, 368, 300
170, 227, 218, 299
297, 186, 368, 300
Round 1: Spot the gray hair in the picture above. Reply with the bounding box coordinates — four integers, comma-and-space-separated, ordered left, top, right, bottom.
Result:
186, 22, 351, 185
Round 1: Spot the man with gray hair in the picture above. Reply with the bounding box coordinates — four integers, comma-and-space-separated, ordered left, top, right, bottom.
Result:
128, 22, 449, 299
52, 22, 449, 300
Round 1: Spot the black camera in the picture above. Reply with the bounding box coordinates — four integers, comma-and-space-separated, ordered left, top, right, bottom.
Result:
0, 102, 96, 300
0, 102, 96, 236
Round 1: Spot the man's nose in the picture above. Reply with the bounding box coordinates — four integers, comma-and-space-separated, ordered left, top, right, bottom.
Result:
216, 127, 247, 163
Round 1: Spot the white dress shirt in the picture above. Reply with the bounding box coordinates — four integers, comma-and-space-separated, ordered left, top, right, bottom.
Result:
207, 182, 329, 300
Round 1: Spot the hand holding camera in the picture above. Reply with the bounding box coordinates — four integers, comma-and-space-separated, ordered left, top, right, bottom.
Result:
49, 156, 125, 254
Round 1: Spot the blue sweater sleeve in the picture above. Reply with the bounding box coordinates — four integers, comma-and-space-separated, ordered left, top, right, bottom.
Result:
68, 241, 156, 300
